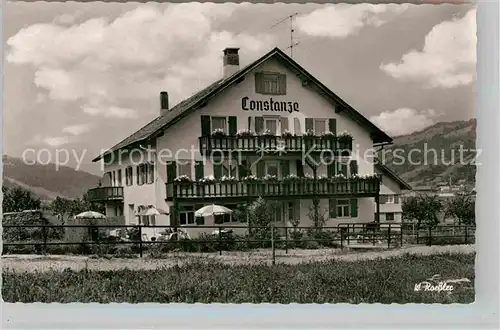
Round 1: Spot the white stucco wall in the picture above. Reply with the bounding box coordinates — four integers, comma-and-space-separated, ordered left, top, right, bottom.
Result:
374, 167, 405, 224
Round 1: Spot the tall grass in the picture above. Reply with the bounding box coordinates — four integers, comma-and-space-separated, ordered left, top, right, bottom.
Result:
3, 253, 474, 304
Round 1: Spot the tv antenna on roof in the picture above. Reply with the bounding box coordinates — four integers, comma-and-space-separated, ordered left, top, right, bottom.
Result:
270, 13, 300, 58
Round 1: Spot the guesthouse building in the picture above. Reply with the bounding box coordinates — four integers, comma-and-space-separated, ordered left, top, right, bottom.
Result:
90, 47, 408, 238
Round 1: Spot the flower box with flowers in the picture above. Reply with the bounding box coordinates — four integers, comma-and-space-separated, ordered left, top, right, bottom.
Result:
281, 130, 293, 138
261, 129, 276, 137
220, 175, 238, 183
211, 128, 227, 137
234, 130, 255, 149
174, 175, 192, 183
337, 131, 353, 150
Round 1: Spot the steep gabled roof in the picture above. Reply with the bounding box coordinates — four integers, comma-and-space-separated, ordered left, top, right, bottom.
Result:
375, 162, 413, 190
93, 47, 392, 162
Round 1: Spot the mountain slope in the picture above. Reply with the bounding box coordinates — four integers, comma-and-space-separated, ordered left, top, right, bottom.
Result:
3, 155, 101, 200
381, 119, 476, 188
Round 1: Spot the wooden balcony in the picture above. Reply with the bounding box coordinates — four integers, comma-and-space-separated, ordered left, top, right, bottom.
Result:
199, 135, 353, 155
87, 187, 124, 202
166, 177, 379, 201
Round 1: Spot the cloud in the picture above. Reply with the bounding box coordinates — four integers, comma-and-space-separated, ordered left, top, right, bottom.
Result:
296, 4, 409, 38
6, 4, 275, 119
63, 123, 93, 136
380, 8, 476, 88
30, 135, 71, 147
370, 108, 440, 136
53, 10, 84, 26
83, 105, 137, 119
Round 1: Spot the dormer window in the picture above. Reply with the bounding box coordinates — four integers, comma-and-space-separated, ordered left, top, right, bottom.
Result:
255, 72, 287, 95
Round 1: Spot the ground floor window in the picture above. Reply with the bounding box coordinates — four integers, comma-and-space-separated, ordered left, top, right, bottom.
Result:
179, 205, 195, 225
385, 212, 395, 221
336, 199, 350, 217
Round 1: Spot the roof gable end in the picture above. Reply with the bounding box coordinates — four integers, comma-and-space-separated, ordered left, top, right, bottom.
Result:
93, 47, 392, 162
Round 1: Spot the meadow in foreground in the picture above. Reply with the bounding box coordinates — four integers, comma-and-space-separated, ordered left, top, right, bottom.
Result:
3, 252, 474, 304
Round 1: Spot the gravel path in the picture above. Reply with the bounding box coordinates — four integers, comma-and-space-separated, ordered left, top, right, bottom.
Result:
2, 245, 475, 273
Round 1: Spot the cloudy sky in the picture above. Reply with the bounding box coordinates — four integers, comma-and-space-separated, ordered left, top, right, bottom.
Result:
4, 2, 476, 174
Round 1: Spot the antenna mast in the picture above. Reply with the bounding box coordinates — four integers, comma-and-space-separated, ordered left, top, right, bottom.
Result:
270, 13, 300, 58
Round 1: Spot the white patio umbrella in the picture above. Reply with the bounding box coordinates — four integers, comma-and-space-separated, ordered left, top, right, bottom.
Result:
195, 204, 233, 217
144, 207, 169, 216
75, 211, 106, 219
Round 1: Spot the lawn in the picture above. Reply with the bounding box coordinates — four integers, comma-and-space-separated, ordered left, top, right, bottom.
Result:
2, 252, 475, 304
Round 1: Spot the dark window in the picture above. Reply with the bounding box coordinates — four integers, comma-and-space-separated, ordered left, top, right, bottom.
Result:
386, 213, 395, 221
125, 167, 133, 186
255, 72, 286, 95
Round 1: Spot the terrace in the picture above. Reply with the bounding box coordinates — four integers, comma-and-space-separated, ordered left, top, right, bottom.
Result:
87, 187, 124, 202
166, 176, 380, 201
198, 134, 353, 156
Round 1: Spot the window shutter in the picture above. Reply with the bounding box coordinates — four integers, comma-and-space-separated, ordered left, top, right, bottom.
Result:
201, 116, 211, 136
327, 159, 336, 178
238, 159, 248, 179
213, 163, 222, 180
248, 117, 253, 130
339, 163, 348, 176
328, 118, 337, 135
394, 195, 400, 204
294, 118, 302, 135
329, 199, 337, 218
256, 161, 265, 178
281, 160, 290, 177
296, 160, 305, 177
294, 201, 300, 222
350, 198, 358, 217
280, 117, 289, 134
255, 72, 263, 93
349, 160, 358, 176
380, 195, 387, 204
255, 117, 264, 134
279, 74, 287, 95
166, 161, 177, 182
228, 116, 237, 136
195, 161, 204, 181
136, 166, 140, 184
305, 118, 314, 133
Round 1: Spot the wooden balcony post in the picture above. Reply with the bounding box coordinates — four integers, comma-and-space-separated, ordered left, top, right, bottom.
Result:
375, 194, 380, 223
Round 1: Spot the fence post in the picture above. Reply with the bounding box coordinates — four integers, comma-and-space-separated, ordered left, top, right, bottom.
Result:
42, 225, 48, 254
218, 226, 222, 256
271, 223, 275, 265
464, 226, 468, 244
387, 225, 391, 248
284, 225, 288, 254
340, 228, 344, 248
347, 226, 350, 245
428, 227, 432, 246
400, 225, 403, 247
139, 225, 143, 258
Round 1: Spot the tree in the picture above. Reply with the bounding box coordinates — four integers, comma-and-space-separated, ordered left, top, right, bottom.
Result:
306, 198, 327, 231
402, 195, 443, 229
445, 194, 475, 226
49, 191, 105, 224
2, 186, 41, 213
247, 197, 280, 241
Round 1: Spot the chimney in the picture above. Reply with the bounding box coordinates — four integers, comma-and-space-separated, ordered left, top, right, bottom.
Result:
160, 91, 169, 114
223, 47, 240, 78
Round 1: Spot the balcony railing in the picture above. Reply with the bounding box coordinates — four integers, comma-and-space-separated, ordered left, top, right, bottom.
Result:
166, 177, 379, 200
87, 187, 124, 202
199, 135, 353, 155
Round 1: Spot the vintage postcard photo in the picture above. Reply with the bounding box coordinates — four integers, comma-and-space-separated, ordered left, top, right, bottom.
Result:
2, 2, 476, 304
